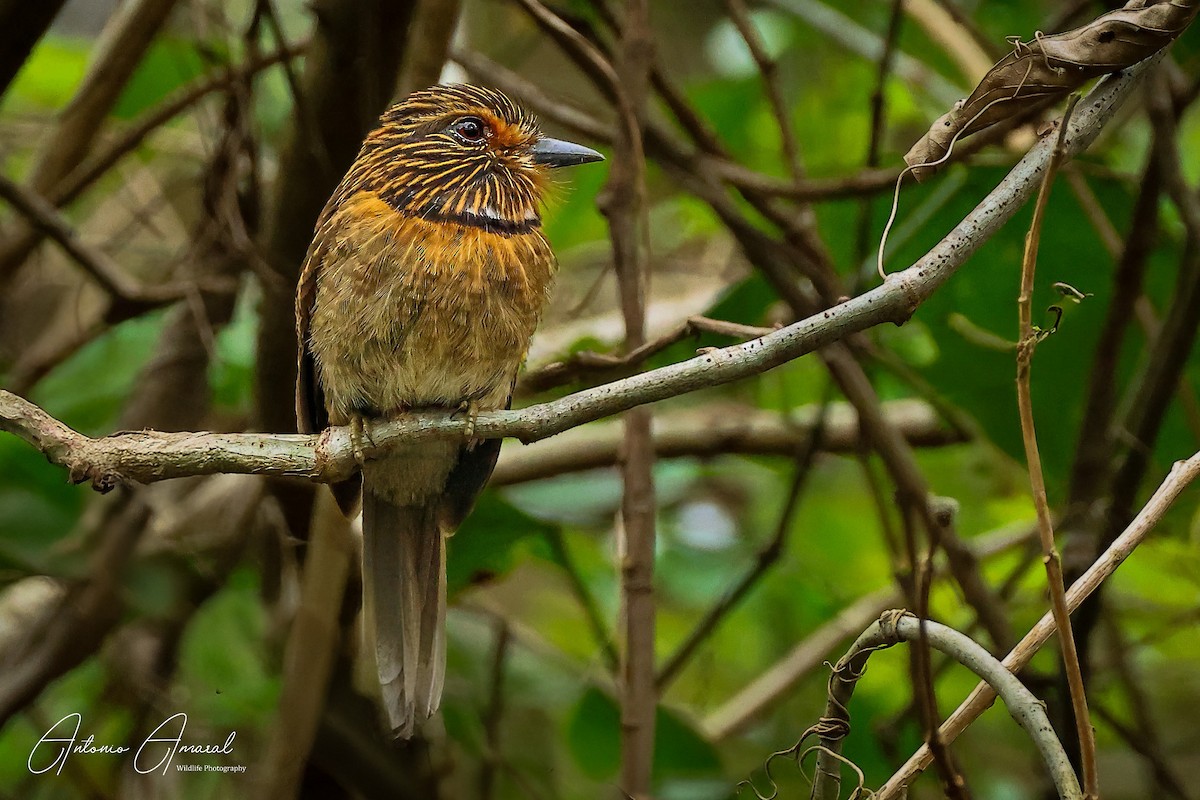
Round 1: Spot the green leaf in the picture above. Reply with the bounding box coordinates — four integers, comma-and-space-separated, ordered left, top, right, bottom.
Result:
209, 289, 259, 413
447, 493, 558, 597
31, 311, 168, 436
3, 36, 90, 112
566, 686, 722, 782
112, 38, 210, 120
0, 437, 86, 580
705, 273, 776, 329
175, 567, 278, 730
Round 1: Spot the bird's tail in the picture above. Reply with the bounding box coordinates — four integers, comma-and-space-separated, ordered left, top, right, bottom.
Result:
361, 489, 447, 739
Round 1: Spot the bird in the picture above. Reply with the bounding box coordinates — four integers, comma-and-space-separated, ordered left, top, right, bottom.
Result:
294, 84, 603, 738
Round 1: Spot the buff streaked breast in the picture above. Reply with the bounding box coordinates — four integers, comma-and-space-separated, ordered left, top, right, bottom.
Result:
307, 191, 557, 425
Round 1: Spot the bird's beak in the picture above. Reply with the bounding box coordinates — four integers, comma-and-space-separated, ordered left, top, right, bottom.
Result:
531, 137, 605, 168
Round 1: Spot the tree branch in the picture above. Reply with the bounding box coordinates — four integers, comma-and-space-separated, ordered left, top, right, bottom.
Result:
491, 400, 961, 486
594, 0, 658, 793
1015, 94, 1097, 796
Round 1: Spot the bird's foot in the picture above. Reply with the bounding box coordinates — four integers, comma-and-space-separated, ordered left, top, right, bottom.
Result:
456, 400, 480, 441
350, 413, 376, 467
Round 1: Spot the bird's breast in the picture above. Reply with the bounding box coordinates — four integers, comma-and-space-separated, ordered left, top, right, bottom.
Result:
309, 192, 557, 421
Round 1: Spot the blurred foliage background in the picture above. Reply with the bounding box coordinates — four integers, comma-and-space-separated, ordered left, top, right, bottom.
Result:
1, 0, 1200, 798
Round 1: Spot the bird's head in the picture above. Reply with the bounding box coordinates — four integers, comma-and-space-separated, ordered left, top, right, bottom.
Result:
359, 84, 603, 233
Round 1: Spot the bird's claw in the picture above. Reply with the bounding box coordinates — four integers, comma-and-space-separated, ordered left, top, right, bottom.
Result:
457, 400, 480, 441
350, 414, 374, 467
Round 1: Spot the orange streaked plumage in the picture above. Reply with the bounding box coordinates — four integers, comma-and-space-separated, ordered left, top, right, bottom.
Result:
294, 84, 602, 737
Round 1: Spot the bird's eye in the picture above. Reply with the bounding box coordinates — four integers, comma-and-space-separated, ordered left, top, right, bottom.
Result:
452, 116, 486, 143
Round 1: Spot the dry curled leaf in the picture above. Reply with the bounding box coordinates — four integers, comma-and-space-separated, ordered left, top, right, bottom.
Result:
904, 0, 1199, 180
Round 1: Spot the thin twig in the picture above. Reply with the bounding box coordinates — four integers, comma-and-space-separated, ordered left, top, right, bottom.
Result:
0, 0, 182, 288
822, 345, 1014, 653
911, 498, 972, 800
544, 529, 619, 672
257, 0, 309, 126
852, 0, 904, 288
858, 449, 903, 559
24, 0, 182, 197
59, 42, 305, 212
492, 400, 962, 485
710, 159, 907, 203
587, 0, 657, 794
767, 0, 963, 106
1095, 64, 1200, 572
259, 492, 356, 800
725, 0, 803, 179
512, 0, 620, 95
479, 619, 511, 800
868, 0, 905, 171
1014, 94, 1097, 799
1066, 148, 1161, 506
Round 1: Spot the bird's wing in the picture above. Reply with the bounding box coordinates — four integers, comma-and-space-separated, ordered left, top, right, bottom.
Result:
440, 438, 503, 531
295, 215, 332, 435
296, 189, 427, 431
296, 209, 365, 514
438, 376, 517, 531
